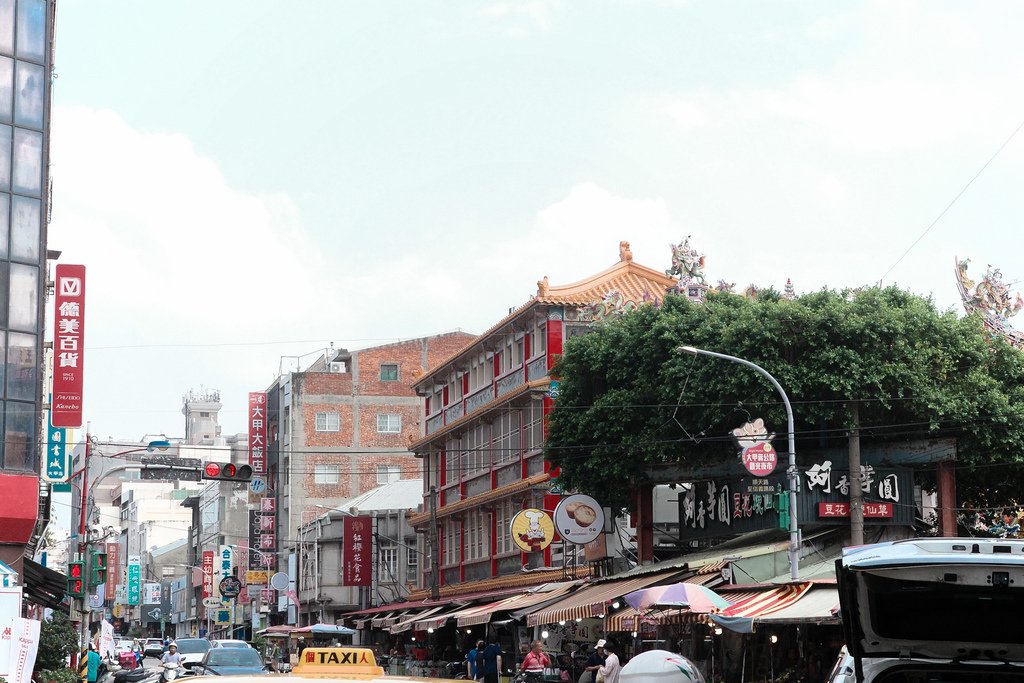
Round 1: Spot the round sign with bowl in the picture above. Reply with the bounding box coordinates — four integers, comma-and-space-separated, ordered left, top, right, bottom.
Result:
553, 494, 604, 545
740, 441, 778, 476
510, 508, 555, 553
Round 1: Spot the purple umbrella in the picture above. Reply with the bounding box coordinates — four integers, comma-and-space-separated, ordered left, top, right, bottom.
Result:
624, 583, 732, 613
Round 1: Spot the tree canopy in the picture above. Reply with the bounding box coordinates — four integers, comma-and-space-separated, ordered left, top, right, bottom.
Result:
545, 286, 1024, 511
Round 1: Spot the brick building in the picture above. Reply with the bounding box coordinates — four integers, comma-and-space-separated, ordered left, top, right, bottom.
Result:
408, 243, 679, 598
262, 332, 474, 621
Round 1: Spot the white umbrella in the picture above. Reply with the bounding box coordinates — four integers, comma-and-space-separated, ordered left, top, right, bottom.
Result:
620, 650, 706, 682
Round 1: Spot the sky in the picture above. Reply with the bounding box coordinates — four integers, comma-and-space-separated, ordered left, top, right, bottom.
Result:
47, 1, 1024, 442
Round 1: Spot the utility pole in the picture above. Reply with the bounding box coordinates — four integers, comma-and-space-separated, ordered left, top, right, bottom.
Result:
75, 432, 91, 652
849, 401, 864, 546
429, 485, 439, 600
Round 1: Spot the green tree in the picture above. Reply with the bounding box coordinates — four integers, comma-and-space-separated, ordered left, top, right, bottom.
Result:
546, 287, 1024, 511
35, 610, 79, 671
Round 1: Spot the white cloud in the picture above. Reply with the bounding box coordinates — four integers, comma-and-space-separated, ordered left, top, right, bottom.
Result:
480, 0, 561, 35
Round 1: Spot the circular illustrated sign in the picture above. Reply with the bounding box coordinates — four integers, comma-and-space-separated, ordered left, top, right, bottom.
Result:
740, 442, 778, 476
510, 508, 555, 553
553, 494, 605, 545
218, 575, 242, 599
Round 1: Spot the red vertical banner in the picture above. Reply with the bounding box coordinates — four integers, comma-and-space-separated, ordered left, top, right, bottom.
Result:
105, 542, 119, 601
248, 392, 267, 475
342, 516, 372, 586
52, 264, 86, 427
201, 551, 214, 599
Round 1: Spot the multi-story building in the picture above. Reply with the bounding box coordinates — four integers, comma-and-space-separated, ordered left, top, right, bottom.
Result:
408, 243, 677, 596
260, 333, 473, 622
296, 478, 422, 629
0, 0, 55, 578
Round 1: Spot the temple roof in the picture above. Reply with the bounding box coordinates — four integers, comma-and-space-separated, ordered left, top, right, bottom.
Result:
413, 242, 678, 389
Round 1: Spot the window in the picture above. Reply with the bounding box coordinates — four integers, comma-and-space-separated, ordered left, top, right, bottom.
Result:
315, 411, 339, 432
465, 509, 491, 562
443, 520, 459, 566
380, 364, 399, 381
379, 545, 397, 578
406, 544, 418, 581
376, 413, 401, 433
495, 500, 515, 554
377, 465, 401, 484
314, 464, 340, 485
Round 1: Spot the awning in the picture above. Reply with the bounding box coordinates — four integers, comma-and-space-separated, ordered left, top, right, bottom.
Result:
526, 570, 684, 627
752, 585, 840, 625
391, 605, 446, 633
463, 582, 579, 627
22, 558, 67, 611
414, 606, 474, 631
710, 582, 814, 633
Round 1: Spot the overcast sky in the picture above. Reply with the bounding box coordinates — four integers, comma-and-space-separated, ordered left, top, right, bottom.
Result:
48, 1, 1024, 442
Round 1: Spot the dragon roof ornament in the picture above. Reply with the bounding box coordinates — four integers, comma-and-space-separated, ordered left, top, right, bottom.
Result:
955, 257, 1024, 348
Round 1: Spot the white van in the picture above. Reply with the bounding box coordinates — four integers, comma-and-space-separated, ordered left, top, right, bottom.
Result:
836, 537, 1024, 682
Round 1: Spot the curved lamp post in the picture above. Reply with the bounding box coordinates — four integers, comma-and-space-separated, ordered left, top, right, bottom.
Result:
677, 345, 800, 580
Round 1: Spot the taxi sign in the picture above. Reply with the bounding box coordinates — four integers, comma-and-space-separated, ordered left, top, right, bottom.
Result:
293, 648, 382, 676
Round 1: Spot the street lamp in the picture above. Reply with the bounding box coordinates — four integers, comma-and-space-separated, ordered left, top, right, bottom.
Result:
677, 345, 800, 580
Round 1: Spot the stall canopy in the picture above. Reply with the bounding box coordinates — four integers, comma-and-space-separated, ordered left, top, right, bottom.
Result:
526, 570, 685, 627
463, 581, 579, 627
390, 605, 447, 633
709, 581, 837, 633
22, 558, 68, 611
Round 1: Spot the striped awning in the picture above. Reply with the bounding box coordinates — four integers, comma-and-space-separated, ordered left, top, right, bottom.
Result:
460, 582, 579, 627
718, 582, 813, 619
415, 606, 474, 631
526, 570, 683, 627
753, 586, 840, 625
390, 605, 446, 633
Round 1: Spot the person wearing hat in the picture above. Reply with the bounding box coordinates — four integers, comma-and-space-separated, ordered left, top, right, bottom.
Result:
597, 640, 621, 683
160, 642, 182, 666
580, 640, 607, 683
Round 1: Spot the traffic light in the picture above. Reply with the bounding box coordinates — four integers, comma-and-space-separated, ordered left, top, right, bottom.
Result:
67, 560, 85, 597
202, 462, 253, 483
90, 550, 108, 587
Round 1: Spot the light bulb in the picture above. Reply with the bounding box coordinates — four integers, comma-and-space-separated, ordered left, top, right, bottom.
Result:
631, 631, 638, 638
714, 627, 723, 636
611, 601, 620, 609
427, 628, 434, 633
541, 631, 549, 639
770, 635, 778, 644
558, 621, 566, 626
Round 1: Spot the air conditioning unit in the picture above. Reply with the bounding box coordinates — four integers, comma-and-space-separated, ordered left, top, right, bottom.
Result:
329, 362, 346, 373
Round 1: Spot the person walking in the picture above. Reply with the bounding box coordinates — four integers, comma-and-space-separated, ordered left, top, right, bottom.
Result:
85, 643, 101, 683
480, 635, 503, 683
519, 641, 550, 682
597, 640, 621, 683
466, 639, 484, 680
580, 640, 607, 683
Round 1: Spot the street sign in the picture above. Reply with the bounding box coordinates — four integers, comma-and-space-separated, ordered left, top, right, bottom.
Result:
218, 576, 242, 599
42, 409, 68, 483
270, 572, 289, 591
142, 455, 201, 468
249, 478, 266, 494
202, 597, 221, 608
127, 556, 141, 605
140, 466, 202, 481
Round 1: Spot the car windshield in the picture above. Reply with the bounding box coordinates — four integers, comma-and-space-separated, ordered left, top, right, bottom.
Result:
207, 649, 262, 667
217, 641, 248, 648
174, 640, 211, 654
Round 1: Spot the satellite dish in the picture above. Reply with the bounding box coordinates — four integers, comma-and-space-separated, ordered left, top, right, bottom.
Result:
270, 572, 289, 591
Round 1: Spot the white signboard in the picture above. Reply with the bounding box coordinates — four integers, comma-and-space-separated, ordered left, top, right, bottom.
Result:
552, 494, 605, 545
100, 620, 115, 659
143, 583, 161, 605
0, 587, 24, 678
8, 617, 40, 683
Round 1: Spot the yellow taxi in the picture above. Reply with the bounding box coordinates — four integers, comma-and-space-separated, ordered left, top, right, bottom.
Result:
190, 647, 454, 682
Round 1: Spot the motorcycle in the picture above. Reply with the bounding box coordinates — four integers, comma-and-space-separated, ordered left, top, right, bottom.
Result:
158, 663, 187, 683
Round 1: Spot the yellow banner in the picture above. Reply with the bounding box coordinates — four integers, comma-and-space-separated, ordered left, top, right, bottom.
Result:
246, 570, 268, 584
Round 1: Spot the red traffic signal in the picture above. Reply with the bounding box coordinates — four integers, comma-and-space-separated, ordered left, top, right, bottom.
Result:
67, 561, 85, 597
68, 560, 83, 579
202, 462, 253, 482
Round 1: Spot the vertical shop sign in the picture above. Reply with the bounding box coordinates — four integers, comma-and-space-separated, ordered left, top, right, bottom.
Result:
42, 409, 68, 483
201, 551, 214, 599
127, 555, 140, 606
105, 543, 119, 601
248, 393, 267, 475
52, 264, 86, 428
342, 516, 371, 586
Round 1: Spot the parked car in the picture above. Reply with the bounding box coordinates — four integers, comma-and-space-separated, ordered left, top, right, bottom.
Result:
837, 537, 1024, 681
209, 639, 251, 649
144, 639, 164, 658
194, 646, 269, 676
171, 638, 211, 668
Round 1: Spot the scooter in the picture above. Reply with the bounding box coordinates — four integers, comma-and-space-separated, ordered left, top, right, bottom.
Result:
158, 662, 187, 683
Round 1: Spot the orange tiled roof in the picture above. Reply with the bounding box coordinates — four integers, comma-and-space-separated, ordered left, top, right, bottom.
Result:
404, 564, 591, 602
413, 244, 678, 390
407, 471, 551, 527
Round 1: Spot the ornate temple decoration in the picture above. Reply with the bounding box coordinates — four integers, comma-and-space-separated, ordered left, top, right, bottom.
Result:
955, 258, 1024, 349
667, 236, 710, 303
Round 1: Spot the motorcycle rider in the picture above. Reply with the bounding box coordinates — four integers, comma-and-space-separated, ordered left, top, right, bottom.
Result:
160, 643, 182, 666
